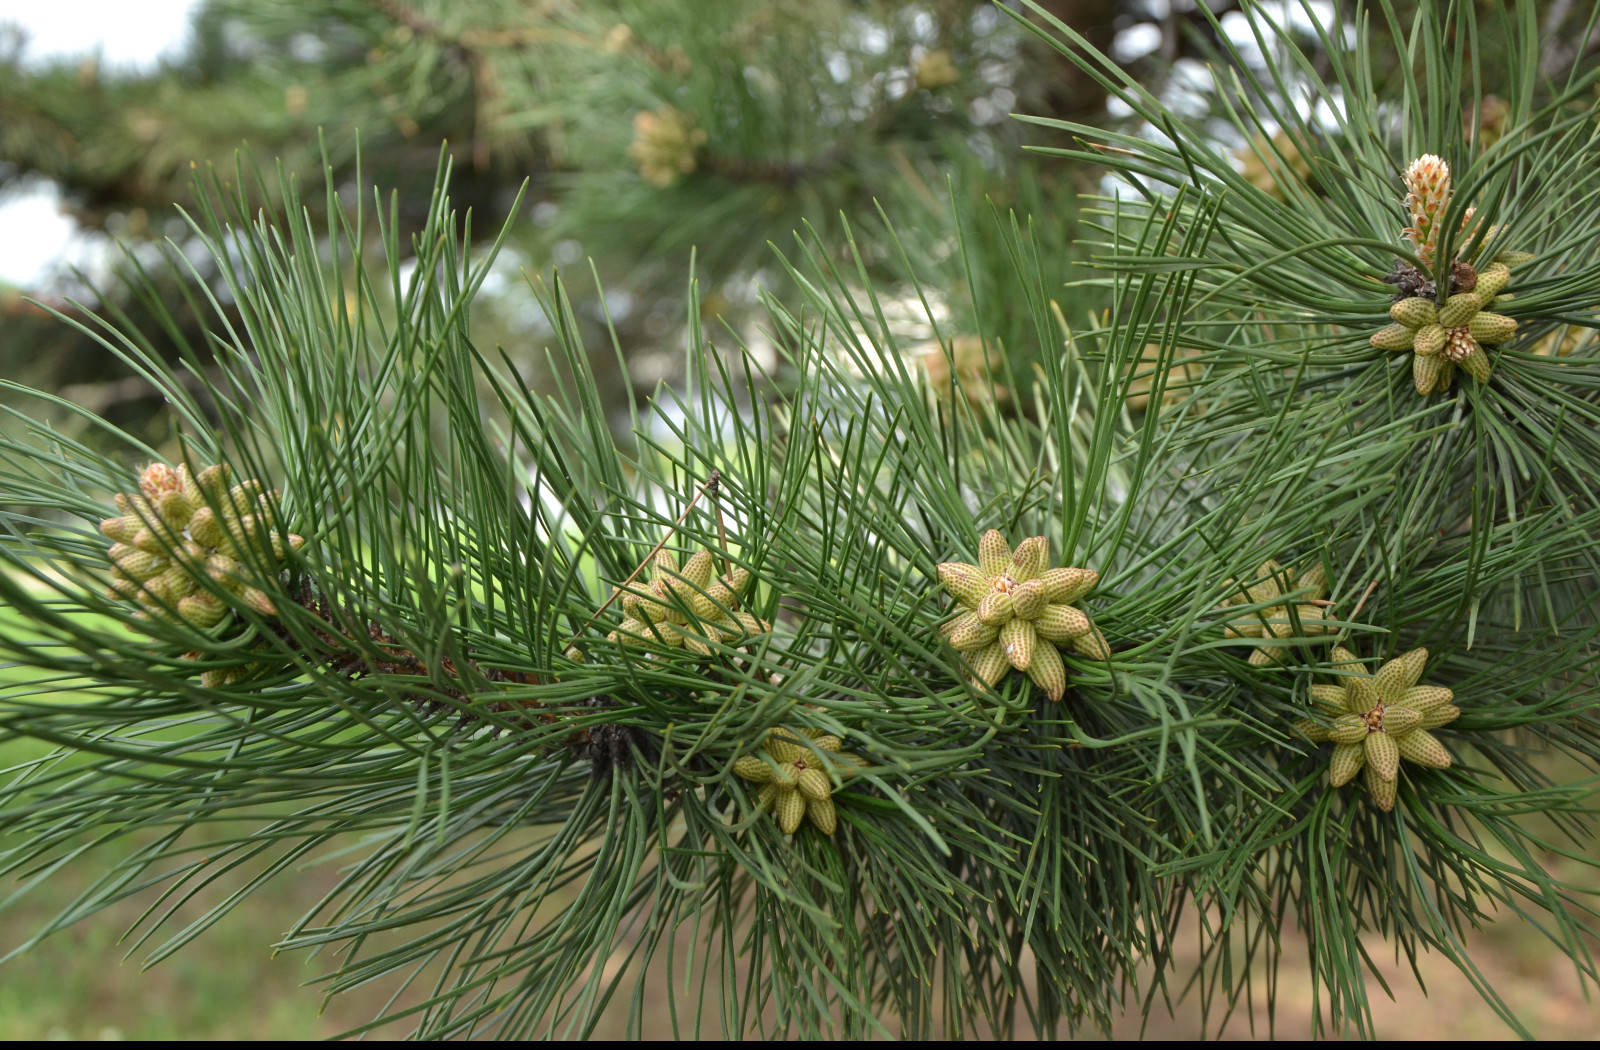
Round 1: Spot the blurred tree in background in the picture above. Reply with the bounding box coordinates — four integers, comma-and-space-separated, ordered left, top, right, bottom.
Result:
9, 0, 1596, 432
0, 0, 1238, 430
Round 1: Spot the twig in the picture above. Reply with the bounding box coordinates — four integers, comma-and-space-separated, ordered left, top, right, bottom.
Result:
710, 474, 731, 578
1348, 580, 1380, 621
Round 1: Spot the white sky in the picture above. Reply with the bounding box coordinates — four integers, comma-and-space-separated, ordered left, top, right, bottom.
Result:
0, 0, 201, 289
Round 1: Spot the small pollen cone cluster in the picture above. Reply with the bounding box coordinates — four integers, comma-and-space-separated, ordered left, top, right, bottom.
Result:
1293, 647, 1460, 812
1371, 261, 1518, 395
628, 105, 708, 187
938, 531, 1107, 701
608, 548, 769, 655
733, 728, 866, 835
100, 463, 303, 632
1220, 561, 1332, 666
913, 48, 961, 90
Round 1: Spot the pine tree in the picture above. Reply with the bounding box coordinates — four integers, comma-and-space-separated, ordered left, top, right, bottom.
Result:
2, 0, 1600, 1039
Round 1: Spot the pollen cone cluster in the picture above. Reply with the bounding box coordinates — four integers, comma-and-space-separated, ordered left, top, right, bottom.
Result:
1370, 261, 1518, 395
1220, 560, 1332, 666
1293, 647, 1460, 812
608, 548, 769, 654
627, 105, 708, 187
938, 530, 1106, 701
100, 462, 303, 632
733, 728, 866, 835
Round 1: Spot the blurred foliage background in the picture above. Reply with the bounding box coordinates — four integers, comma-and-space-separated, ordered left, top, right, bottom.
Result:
7, 0, 1598, 435
2, 0, 1259, 442
4, 0, 1600, 1038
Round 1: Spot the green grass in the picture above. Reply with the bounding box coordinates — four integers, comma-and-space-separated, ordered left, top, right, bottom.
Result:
0, 596, 370, 1038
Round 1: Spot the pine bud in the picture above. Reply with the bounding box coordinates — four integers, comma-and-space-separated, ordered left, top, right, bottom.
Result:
1329, 714, 1367, 744
1413, 353, 1447, 396
99, 516, 141, 543
1370, 323, 1416, 351
1026, 641, 1067, 701
721, 565, 750, 596
627, 105, 708, 188
1475, 262, 1512, 298
1401, 685, 1453, 712
1010, 579, 1046, 620
240, 586, 278, 616
201, 665, 250, 688
733, 754, 772, 782
1329, 742, 1364, 787
108, 576, 143, 601
1292, 718, 1328, 743
1070, 626, 1111, 661
1457, 341, 1491, 383
1494, 250, 1535, 267
157, 490, 195, 530
1034, 602, 1090, 642
229, 513, 263, 549
807, 731, 843, 753
114, 548, 168, 581
1395, 730, 1452, 769
140, 572, 178, 606
1363, 723, 1401, 777
765, 730, 806, 764
732, 612, 769, 637
1419, 704, 1460, 730
647, 621, 684, 647
1390, 297, 1438, 327
1007, 535, 1048, 582
178, 593, 227, 629
1411, 324, 1448, 357
1364, 764, 1398, 811
999, 618, 1037, 671
150, 565, 197, 602
1437, 292, 1482, 328
207, 553, 243, 587
188, 506, 224, 548
1383, 705, 1423, 734
1039, 567, 1096, 604
966, 642, 1010, 688
776, 788, 806, 834
938, 562, 990, 607
977, 591, 1015, 626
913, 48, 960, 90
978, 530, 1011, 576
605, 544, 765, 656
1375, 646, 1428, 696
131, 527, 169, 555
672, 550, 715, 595
1309, 684, 1346, 714
946, 612, 1000, 652
226, 479, 267, 509
805, 795, 838, 835
796, 767, 831, 802
940, 532, 1104, 693
1468, 311, 1517, 345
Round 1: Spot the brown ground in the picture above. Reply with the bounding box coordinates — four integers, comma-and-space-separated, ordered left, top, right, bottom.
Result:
3, 843, 1594, 1040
